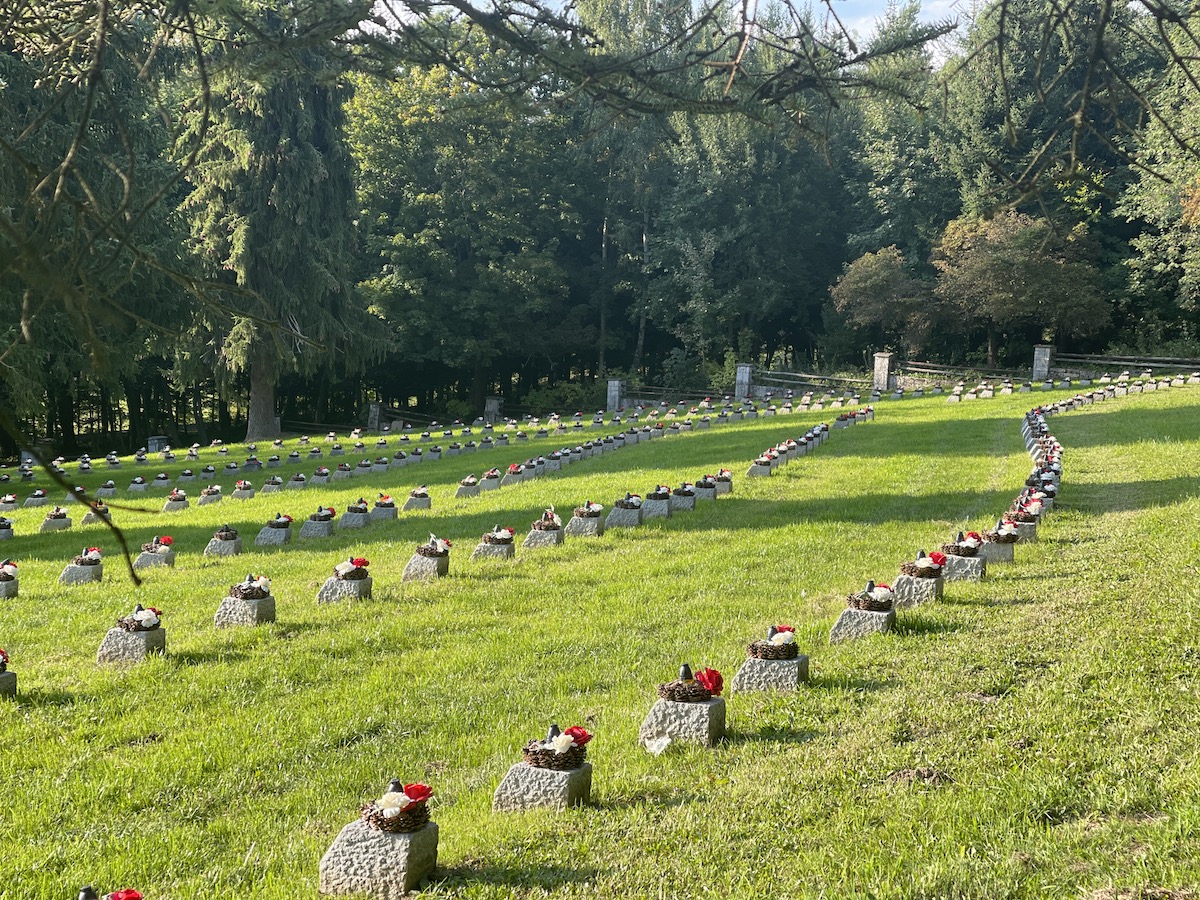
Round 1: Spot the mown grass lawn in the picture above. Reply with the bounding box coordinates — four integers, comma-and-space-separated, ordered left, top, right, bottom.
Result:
2, 389, 1199, 899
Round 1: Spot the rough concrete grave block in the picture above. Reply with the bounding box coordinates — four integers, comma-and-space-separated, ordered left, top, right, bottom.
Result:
829, 607, 895, 643
231, 488, 255, 500
693, 487, 716, 502
747, 464, 772, 477
523, 528, 564, 549
480, 478, 500, 492
134, 550, 175, 569
40, 517, 71, 532
0, 670, 14, 696
317, 577, 373, 603
1015, 522, 1038, 542
639, 697, 726, 749
339, 512, 371, 530
162, 499, 189, 512
402, 553, 448, 581
403, 497, 432, 512
730, 656, 809, 693
641, 499, 671, 520
299, 520, 334, 540
715, 481, 732, 496
544, 459, 561, 472
0, 579, 17, 599
24, 497, 48, 507
892, 574, 943, 608
980, 542, 1014, 564
204, 537, 242, 556
941, 555, 985, 582
318, 819, 438, 899
197, 494, 223, 507
60, 563, 102, 585
214, 595, 275, 627
605, 507, 642, 529
331, 470, 351, 481
97, 627, 166, 664
564, 516, 604, 537
311, 475, 331, 486
260, 483, 282, 494
254, 526, 291, 546
370, 507, 398, 523
471, 542, 515, 560
454, 484, 480, 499
493, 761, 592, 812
669, 494, 696, 512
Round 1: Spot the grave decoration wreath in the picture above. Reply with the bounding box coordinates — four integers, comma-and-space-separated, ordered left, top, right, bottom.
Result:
507, 463, 524, 476
79, 889, 145, 900
716, 468, 733, 483
531, 507, 562, 531
658, 664, 723, 702
376, 438, 388, 447
326, 432, 338, 441
290, 472, 306, 482
373, 493, 396, 509
230, 574, 271, 600
356, 458, 373, 469
213, 524, 239, 541
548, 451, 562, 461
89, 499, 109, 514
334, 557, 370, 580
846, 580, 894, 611
332, 443, 343, 451
235, 480, 252, 491
615, 493, 642, 510
392, 450, 407, 461
373, 456, 388, 467
268, 455, 281, 464
168, 488, 187, 501
483, 525, 516, 545
416, 534, 451, 558
483, 468, 501, 480
46, 505, 68, 520
289, 451, 301, 460
574, 500, 603, 518
135, 450, 148, 460
696, 475, 716, 489
265, 475, 283, 487
337, 462, 353, 472
267, 512, 293, 529
459, 475, 478, 487
310, 506, 336, 522
153, 472, 170, 482
449, 442, 462, 451
346, 498, 369, 514
523, 724, 593, 771
116, 604, 161, 632
672, 483, 695, 497
225, 462, 240, 471
141, 535, 174, 554
106, 453, 120, 463
942, 531, 982, 557
836, 412, 851, 422
410, 447, 423, 457
0, 559, 16, 581
647, 485, 671, 501
273, 439, 284, 448
900, 550, 946, 578
984, 520, 1012, 542
31, 488, 47, 498
315, 466, 330, 477
354, 442, 366, 451
0, 647, 7, 671
361, 779, 433, 833
409, 485, 429, 499
748, 625, 799, 660
308, 447, 323, 457
202, 465, 216, 474
247, 444, 258, 453
201, 484, 222, 497
0, 494, 16, 506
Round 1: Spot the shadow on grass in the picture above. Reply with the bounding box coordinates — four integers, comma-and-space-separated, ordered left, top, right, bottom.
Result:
9, 688, 83, 707
1047, 401, 1200, 448
1061, 476, 1200, 514
169, 647, 249, 666
894, 616, 960, 637
809, 673, 894, 694
722, 727, 820, 746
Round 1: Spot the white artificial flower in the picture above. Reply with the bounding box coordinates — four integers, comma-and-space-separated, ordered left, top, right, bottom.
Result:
1, 563, 16, 577
334, 561, 355, 576
871, 586, 895, 601
961, 536, 981, 549
376, 790, 410, 817
915, 556, 940, 569
549, 733, 575, 754
769, 631, 796, 646
134, 609, 159, 627
998, 522, 1018, 536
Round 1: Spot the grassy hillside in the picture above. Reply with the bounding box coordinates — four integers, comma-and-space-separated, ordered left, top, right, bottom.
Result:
2, 389, 1199, 899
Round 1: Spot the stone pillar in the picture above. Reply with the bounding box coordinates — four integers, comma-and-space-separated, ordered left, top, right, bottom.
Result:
1032, 345, 1055, 382
606, 379, 625, 412
367, 402, 381, 432
484, 396, 503, 425
873, 352, 895, 392
735, 364, 753, 399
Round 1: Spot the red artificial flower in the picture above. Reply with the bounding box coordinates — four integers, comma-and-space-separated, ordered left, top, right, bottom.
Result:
875, 583, 891, 591
694, 667, 723, 696
774, 624, 795, 633
0, 648, 8, 664
928, 551, 948, 567
325, 507, 335, 515
965, 531, 982, 542
158, 536, 173, 546
504, 527, 515, 535
508, 463, 521, 473
403, 783, 433, 805
351, 557, 369, 568
148, 607, 162, 617
563, 726, 593, 747
87, 547, 101, 554
108, 891, 143, 900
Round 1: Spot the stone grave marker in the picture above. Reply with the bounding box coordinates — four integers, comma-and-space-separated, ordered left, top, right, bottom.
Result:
204, 525, 242, 556
97, 605, 165, 664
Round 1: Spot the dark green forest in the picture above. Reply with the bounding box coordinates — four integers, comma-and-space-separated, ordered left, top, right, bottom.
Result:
3, 0, 1200, 448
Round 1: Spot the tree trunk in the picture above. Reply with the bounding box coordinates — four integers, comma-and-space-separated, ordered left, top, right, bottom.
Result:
245, 358, 280, 439
191, 384, 208, 445
988, 327, 999, 368
631, 307, 647, 377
